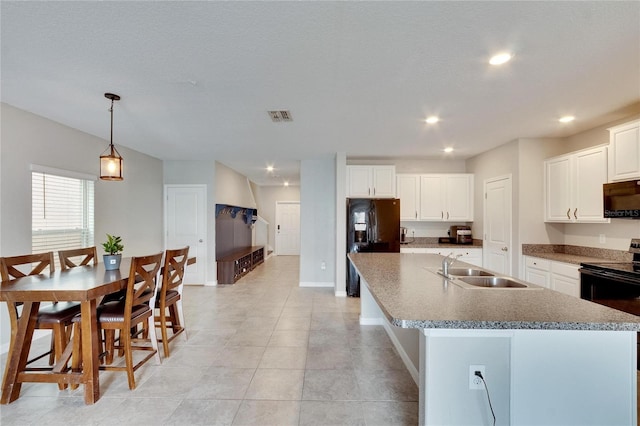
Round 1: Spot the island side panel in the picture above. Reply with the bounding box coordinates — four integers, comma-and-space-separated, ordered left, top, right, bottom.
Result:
511, 329, 636, 425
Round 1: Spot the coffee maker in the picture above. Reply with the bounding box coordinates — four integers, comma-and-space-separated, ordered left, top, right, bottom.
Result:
400, 227, 408, 243
449, 225, 472, 244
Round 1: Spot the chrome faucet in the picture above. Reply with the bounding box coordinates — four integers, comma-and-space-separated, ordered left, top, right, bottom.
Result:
442, 252, 461, 277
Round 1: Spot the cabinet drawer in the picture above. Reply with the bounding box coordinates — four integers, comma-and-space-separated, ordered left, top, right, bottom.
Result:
551, 261, 580, 278
525, 257, 550, 270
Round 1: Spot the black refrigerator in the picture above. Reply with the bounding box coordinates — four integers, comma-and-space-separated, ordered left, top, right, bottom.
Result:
346, 198, 400, 297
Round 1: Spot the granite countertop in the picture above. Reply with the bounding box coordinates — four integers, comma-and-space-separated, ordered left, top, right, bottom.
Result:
522, 244, 633, 265
400, 237, 483, 249
348, 252, 640, 332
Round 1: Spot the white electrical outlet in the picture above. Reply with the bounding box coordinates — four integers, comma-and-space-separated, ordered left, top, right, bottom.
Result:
320, 262, 326, 270
469, 365, 485, 390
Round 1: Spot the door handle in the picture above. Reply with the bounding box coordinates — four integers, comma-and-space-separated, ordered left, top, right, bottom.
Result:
501, 247, 508, 252
199, 239, 203, 243
277, 225, 280, 231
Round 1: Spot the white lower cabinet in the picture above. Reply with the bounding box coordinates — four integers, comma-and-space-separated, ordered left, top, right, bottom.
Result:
524, 257, 551, 289
401, 247, 483, 267
524, 256, 580, 297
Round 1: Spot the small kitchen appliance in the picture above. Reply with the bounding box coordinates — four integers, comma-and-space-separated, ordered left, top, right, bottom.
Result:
400, 227, 408, 243
449, 225, 472, 244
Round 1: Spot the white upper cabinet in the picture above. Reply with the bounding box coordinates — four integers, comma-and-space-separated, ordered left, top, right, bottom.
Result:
544, 145, 609, 223
608, 119, 640, 182
346, 165, 396, 198
396, 173, 473, 222
396, 174, 420, 220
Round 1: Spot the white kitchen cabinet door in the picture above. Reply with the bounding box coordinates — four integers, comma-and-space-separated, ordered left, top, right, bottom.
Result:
397, 174, 420, 220
372, 166, 396, 198
419, 175, 445, 220
544, 145, 609, 223
545, 155, 572, 222
445, 174, 474, 221
347, 166, 374, 198
346, 165, 396, 198
551, 261, 580, 297
608, 119, 640, 182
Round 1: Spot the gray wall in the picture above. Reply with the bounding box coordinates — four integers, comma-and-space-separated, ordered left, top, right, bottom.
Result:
252, 184, 301, 253
0, 102, 164, 351
300, 158, 336, 286
163, 160, 217, 284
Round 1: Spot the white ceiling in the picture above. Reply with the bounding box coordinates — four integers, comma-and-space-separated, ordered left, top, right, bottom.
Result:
2, 1, 639, 186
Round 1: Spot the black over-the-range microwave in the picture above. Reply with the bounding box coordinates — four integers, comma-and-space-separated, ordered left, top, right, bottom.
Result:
603, 179, 640, 218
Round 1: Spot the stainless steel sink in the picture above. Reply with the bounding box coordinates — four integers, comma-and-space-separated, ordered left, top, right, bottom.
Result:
459, 277, 529, 288
443, 268, 494, 277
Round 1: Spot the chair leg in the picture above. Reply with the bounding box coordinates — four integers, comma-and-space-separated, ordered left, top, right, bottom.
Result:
122, 328, 136, 390
104, 329, 115, 365
70, 322, 82, 390
176, 299, 188, 341
147, 314, 161, 365
52, 324, 68, 390
160, 307, 170, 358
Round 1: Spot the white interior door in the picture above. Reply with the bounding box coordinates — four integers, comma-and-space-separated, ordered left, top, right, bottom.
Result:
275, 201, 300, 256
165, 185, 207, 284
483, 175, 512, 275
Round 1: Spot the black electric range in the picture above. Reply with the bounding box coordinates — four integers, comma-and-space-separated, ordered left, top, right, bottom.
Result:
580, 239, 640, 316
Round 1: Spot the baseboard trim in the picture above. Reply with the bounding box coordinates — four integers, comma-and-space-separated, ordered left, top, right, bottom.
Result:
299, 281, 334, 288
205, 280, 217, 286
1, 331, 49, 355
359, 316, 383, 326
334, 290, 347, 297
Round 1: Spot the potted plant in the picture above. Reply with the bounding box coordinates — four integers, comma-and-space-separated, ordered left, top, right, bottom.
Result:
102, 234, 124, 270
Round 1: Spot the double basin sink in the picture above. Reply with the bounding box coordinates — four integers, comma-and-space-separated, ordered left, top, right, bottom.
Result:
437, 268, 538, 289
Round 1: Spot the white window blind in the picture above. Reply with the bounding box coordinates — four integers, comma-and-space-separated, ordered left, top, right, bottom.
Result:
32, 171, 95, 259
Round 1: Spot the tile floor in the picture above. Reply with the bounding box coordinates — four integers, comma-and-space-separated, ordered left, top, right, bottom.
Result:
0, 256, 419, 425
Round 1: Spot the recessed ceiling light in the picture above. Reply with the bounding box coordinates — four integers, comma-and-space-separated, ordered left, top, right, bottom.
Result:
559, 116, 575, 123
425, 116, 440, 124
443, 147, 454, 153
266, 166, 274, 172
284, 181, 289, 187
489, 53, 512, 65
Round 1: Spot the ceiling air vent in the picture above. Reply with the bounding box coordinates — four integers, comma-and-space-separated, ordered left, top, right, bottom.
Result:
268, 110, 293, 122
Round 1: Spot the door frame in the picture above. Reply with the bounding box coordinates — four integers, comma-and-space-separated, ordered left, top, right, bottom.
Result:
482, 174, 513, 275
275, 201, 301, 256
164, 184, 208, 285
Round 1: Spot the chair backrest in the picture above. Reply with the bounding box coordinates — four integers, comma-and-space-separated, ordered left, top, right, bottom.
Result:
58, 246, 98, 270
0, 252, 55, 282
124, 253, 163, 322
161, 246, 189, 295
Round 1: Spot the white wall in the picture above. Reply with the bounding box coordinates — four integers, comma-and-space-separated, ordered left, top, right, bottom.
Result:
251, 184, 301, 253
348, 157, 466, 173
163, 160, 217, 284
215, 161, 257, 208
0, 102, 164, 351
300, 158, 336, 287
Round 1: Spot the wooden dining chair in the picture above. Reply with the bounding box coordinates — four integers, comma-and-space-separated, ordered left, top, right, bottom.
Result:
73, 253, 163, 390
58, 246, 98, 270
0, 252, 80, 389
155, 246, 189, 357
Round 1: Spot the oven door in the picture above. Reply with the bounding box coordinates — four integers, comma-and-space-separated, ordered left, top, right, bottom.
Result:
580, 268, 640, 316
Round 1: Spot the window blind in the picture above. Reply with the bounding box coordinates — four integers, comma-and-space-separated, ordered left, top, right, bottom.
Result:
32, 172, 95, 260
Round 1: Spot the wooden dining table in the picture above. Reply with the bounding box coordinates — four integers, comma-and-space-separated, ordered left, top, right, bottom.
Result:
0, 259, 131, 405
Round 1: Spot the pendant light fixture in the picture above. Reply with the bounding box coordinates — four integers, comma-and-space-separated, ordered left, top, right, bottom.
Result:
100, 93, 124, 181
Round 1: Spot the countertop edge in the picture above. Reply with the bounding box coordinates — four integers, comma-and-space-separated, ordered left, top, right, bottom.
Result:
391, 318, 640, 331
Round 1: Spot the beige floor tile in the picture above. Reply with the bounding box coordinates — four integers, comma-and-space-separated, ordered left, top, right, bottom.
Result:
186, 367, 256, 400
213, 346, 266, 368
302, 369, 361, 401
299, 401, 366, 426
268, 329, 309, 347
259, 346, 307, 369
232, 400, 300, 426
361, 401, 419, 425
244, 368, 305, 400
164, 399, 242, 425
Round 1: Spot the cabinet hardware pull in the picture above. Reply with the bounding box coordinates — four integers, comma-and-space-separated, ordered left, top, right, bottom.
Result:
447, 212, 450, 220
368, 188, 371, 196
441, 211, 444, 219
566, 208, 571, 219
573, 208, 577, 219
415, 211, 417, 219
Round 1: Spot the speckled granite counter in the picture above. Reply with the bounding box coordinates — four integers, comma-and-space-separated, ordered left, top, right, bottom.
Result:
522, 243, 632, 265
348, 252, 640, 331
401, 237, 483, 249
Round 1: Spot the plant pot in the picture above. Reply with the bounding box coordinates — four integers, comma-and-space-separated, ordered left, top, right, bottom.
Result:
103, 254, 122, 271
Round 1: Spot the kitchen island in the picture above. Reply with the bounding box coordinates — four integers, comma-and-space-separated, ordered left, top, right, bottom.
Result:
349, 252, 640, 426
